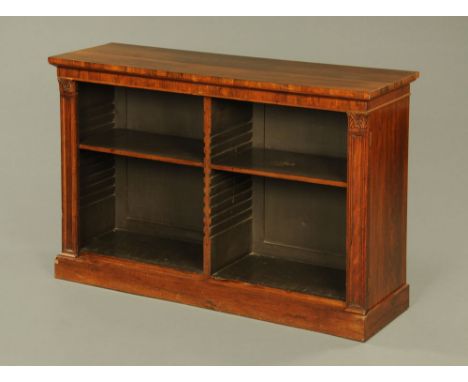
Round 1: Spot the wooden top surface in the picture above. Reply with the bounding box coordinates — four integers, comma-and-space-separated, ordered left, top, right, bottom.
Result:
49, 43, 419, 100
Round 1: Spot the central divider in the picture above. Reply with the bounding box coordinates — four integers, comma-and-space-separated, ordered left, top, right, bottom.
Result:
203, 97, 213, 275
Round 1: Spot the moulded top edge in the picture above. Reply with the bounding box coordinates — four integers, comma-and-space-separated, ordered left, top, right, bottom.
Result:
48, 42, 420, 101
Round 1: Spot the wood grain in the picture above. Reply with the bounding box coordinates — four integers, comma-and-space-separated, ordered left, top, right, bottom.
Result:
212, 148, 347, 188
345, 98, 410, 312
49, 43, 419, 100
365, 284, 409, 339
58, 78, 79, 256
366, 98, 410, 308
203, 97, 213, 275
214, 253, 346, 300
55, 66, 371, 113
55, 252, 409, 341
81, 230, 203, 273
50, 43, 418, 340
55, 253, 362, 340
346, 112, 370, 312
80, 129, 204, 168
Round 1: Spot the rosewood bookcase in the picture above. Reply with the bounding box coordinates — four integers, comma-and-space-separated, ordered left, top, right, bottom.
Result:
49, 43, 419, 341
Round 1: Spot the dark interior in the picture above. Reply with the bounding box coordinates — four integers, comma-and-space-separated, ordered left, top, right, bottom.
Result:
77, 83, 204, 272
78, 83, 204, 165
77, 83, 348, 298
211, 99, 347, 185
210, 172, 346, 299
209, 99, 347, 300
79, 152, 204, 273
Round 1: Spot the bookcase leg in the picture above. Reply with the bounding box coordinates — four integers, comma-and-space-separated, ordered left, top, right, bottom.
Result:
58, 78, 79, 256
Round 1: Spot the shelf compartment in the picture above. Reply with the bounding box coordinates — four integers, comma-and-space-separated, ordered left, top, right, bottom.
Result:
80, 129, 204, 167
208, 170, 346, 299
79, 151, 204, 273
81, 229, 202, 273
214, 253, 345, 300
212, 148, 347, 187
78, 82, 203, 168
210, 99, 348, 188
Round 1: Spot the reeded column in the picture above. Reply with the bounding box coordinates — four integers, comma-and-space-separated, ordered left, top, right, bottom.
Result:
58, 78, 79, 256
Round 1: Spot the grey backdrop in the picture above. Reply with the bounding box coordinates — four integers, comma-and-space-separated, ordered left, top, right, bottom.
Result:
0, 17, 467, 365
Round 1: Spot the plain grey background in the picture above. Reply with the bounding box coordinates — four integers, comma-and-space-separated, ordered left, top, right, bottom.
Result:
0, 17, 467, 365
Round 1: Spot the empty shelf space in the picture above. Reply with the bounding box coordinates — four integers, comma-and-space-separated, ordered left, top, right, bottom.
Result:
212, 148, 347, 187
80, 229, 203, 273
80, 129, 204, 167
213, 253, 345, 300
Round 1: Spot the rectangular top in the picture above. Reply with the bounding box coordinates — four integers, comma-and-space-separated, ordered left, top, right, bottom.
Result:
49, 43, 419, 101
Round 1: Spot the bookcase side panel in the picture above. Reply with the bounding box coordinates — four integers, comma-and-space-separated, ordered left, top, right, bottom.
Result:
366, 97, 410, 308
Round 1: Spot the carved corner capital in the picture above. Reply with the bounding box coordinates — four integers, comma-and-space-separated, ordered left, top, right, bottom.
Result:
58, 78, 77, 96
347, 112, 369, 135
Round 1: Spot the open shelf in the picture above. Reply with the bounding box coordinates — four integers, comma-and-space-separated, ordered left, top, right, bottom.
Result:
76, 84, 348, 297
210, 99, 348, 188
79, 150, 204, 273
81, 229, 202, 273
207, 99, 347, 299
78, 82, 203, 169
214, 253, 345, 299
80, 129, 203, 167
51, 43, 418, 339
209, 171, 346, 299
212, 147, 347, 187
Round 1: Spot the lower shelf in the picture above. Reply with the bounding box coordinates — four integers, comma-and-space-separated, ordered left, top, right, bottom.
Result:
80, 230, 203, 273
214, 253, 345, 300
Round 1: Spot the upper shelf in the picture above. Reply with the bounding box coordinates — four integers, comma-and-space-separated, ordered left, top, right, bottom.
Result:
48, 43, 419, 101
80, 129, 204, 168
212, 148, 347, 188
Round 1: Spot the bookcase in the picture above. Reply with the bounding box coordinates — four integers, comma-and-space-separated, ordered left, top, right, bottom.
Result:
49, 43, 419, 341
